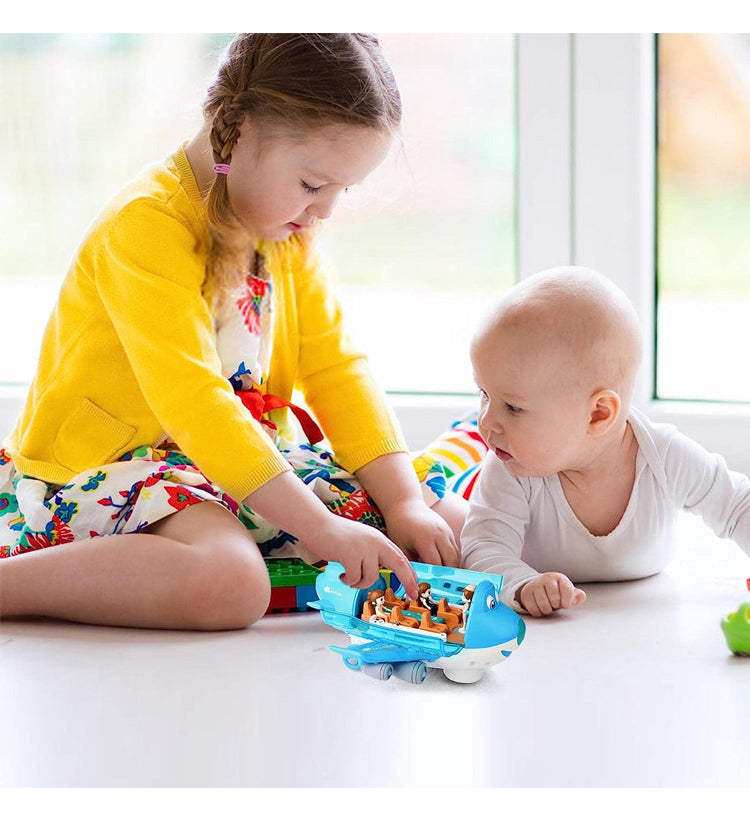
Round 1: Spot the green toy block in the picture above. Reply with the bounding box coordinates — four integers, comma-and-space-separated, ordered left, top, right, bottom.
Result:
265, 557, 322, 588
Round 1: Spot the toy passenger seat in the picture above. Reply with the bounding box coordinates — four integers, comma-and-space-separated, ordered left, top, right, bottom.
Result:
390, 606, 419, 628
436, 598, 461, 630
418, 611, 449, 634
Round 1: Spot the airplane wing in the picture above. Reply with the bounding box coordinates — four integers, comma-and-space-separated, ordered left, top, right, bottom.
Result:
329, 639, 442, 667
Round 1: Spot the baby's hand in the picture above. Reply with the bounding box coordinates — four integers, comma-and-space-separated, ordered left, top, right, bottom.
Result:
516, 573, 586, 617
383, 498, 460, 568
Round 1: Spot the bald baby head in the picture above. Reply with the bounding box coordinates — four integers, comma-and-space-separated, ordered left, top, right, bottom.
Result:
472, 267, 643, 409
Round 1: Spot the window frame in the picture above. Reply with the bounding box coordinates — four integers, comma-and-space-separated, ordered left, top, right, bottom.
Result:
571, 33, 750, 477
395, 33, 750, 477
2, 33, 749, 475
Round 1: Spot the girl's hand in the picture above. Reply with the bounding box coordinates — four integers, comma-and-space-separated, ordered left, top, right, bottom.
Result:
354, 453, 460, 569
516, 572, 586, 617
306, 514, 419, 599
243, 471, 418, 598
383, 498, 460, 568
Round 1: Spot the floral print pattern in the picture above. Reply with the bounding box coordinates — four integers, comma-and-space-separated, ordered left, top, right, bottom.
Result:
0, 442, 447, 563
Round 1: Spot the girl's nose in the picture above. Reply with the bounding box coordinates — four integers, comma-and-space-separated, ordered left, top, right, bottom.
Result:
306, 190, 341, 221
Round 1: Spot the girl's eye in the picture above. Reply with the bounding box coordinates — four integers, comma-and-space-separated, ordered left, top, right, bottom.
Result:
300, 181, 320, 194
477, 389, 488, 401
506, 403, 521, 414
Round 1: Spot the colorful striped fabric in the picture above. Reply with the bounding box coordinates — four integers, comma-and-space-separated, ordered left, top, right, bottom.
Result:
420, 412, 487, 499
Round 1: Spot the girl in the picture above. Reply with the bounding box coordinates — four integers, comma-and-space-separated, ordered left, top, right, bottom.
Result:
0, 34, 466, 631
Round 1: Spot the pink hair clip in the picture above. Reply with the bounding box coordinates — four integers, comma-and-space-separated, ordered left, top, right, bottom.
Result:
213, 163, 231, 175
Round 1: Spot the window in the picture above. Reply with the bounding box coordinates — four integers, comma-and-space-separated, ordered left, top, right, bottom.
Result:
1, 34, 749, 475
0, 33, 515, 398
656, 33, 750, 403
320, 34, 516, 395
0, 33, 230, 384
558, 34, 750, 477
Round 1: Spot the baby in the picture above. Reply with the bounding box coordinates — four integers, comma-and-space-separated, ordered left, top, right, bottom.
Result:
461, 266, 750, 617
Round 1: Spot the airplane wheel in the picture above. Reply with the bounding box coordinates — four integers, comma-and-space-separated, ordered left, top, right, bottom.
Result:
362, 662, 394, 681
392, 660, 428, 685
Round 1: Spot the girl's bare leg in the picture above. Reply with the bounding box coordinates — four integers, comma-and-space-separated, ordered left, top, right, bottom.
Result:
0, 502, 270, 631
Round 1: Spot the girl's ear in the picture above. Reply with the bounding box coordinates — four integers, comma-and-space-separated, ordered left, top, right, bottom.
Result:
588, 389, 621, 437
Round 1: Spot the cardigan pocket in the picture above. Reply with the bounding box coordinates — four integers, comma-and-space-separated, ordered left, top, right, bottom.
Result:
53, 398, 137, 475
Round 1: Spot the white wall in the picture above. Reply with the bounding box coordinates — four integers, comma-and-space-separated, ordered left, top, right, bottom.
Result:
0, 387, 24, 441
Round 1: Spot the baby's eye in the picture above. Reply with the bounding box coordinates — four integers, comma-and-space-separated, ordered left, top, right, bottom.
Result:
477, 388, 488, 401
300, 180, 321, 194
505, 403, 521, 414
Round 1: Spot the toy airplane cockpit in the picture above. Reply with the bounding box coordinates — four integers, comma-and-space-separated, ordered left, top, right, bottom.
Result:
309, 561, 526, 684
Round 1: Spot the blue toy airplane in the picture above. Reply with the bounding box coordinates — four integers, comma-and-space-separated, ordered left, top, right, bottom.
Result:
309, 561, 526, 684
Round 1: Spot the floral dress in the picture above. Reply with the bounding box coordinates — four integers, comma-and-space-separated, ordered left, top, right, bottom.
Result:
0, 257, 449, 562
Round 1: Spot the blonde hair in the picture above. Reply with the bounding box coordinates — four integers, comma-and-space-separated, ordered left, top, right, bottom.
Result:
202, 33, 402, 292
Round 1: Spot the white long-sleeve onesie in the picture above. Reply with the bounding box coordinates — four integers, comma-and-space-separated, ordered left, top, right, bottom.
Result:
461, 408, 750, 610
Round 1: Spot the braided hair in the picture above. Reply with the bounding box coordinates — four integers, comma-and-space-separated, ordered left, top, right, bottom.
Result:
201, 33, 402, 293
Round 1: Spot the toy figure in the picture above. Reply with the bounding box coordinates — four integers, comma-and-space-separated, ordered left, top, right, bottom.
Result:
366, 589, 389, 623
418, 582, 439, 616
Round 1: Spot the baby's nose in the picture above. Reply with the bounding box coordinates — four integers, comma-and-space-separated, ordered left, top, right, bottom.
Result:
480, 408, 503, 434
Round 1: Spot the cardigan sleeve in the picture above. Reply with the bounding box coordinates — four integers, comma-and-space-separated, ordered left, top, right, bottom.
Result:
288, 240, 408, 472
96, 198, 291, 501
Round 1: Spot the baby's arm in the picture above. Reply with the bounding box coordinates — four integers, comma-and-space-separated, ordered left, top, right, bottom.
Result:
516, 573, 586, 618
461, 460, 537, 608
462, 454, 586, 614
663, 423, 750, 557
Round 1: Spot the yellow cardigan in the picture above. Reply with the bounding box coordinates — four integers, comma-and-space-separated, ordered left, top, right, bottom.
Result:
5, 147, 407, 502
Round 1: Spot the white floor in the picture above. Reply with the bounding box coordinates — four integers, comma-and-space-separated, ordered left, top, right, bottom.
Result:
1, 512, 749, 789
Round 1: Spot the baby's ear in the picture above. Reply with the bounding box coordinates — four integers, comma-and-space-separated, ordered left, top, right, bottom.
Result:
588, 389, 621, 437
